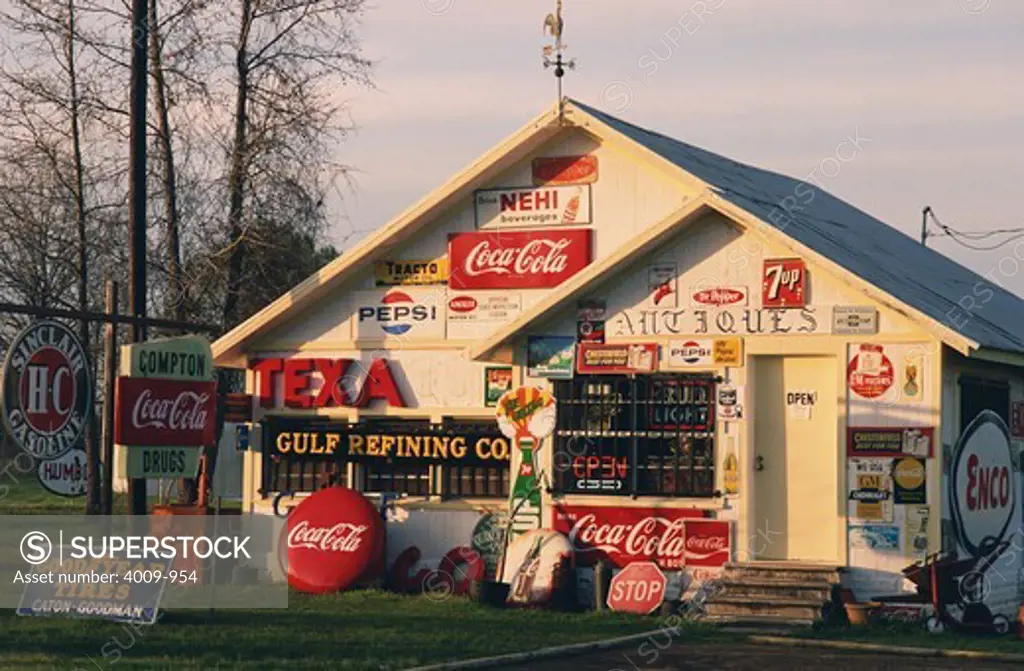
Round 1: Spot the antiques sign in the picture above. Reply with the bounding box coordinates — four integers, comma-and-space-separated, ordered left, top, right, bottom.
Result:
612, 306, 830, 337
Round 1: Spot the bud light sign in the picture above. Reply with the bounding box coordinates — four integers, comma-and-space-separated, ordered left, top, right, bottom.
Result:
354, 289, 446, 340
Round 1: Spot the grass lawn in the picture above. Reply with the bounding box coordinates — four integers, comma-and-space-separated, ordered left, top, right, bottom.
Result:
0, 590, 678, 670
798, 620, 1024, 656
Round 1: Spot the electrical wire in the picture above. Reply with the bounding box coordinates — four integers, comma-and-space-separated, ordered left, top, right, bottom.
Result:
926, 209, 1024, 251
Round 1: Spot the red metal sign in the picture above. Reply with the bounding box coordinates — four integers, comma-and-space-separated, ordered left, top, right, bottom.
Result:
284, 487, 385, 594
692, 286, 747, 307
762, 258, 806, 307
552, 504, 707, 568
448, 229, 592, 289
683, 520, 731, 567
576, 343, 658, 374
114, 377, 216, 446
532, 155, 599, 186
847, 344, 895, 399
607, 561, 667, 614
249, 358, 407, 409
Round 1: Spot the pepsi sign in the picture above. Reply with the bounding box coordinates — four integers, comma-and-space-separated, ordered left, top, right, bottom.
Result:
353, 289, 446, 340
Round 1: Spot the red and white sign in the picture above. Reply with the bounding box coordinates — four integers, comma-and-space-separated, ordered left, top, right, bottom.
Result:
691, 286, 748, 307
475, 185, 592, 228
847, 344, 895, 399
446, 293, 521, 323
448, 229, 592, 289
36, 447, 87, 497
1, 320, 92, 460
114, 377, 216, 446
250, 358, 408, 409
683, 520, 731, 567
607, 561, 666, 614
552, 505, 707, 569
284, 486, 385, 594
576, 343, 658, 374
1011, 401, 1024, 439
950, 410, 1017, 558
532, 155, 599, 186
762, 259, 806, 308
648, 263, 678, 308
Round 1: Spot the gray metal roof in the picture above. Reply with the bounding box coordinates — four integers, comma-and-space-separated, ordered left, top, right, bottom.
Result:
572, 99, 1024, 355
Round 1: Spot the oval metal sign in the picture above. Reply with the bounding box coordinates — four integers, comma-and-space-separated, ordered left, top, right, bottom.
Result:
1, 321, 92, 459
950, 410, 1016, 557
36, 447, 87, 497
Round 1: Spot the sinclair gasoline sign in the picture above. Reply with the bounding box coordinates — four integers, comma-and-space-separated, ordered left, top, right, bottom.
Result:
1, 321, 92, 459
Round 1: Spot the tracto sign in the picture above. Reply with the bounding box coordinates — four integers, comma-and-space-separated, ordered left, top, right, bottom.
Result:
119, 335, 214, 479
1, 320, 92, 460
354, 289, 445, 340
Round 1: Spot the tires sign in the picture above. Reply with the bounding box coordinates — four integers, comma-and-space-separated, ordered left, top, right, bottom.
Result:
950, 411, 1016, 558
1, 320, 92, 459
284, 486, 385, 594
607, 561, 667, 614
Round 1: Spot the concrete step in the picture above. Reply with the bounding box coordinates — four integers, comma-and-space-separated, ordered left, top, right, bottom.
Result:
703, 595, 824, 621
706, 614, 817, 630
723, 561, 844, 584
715, 579, 833, 602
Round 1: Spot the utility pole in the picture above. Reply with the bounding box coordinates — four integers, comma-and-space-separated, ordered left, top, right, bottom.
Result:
921, 206, 931, 247
128, 0, 148, 515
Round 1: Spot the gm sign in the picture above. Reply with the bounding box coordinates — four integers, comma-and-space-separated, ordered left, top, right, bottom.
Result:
354, 289, 446, 340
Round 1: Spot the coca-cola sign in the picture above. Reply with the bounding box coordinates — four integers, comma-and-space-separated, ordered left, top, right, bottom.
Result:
114, 377, 216, 447
285, 487, 385, 594
552, 505, 708, 569
448, 229, 592, 289
683, 520, 731, 568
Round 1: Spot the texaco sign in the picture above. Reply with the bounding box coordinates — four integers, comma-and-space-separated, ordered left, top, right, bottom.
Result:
1, 321, 92, 459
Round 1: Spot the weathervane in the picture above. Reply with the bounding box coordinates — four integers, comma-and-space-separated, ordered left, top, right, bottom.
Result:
543, 0, 575, 122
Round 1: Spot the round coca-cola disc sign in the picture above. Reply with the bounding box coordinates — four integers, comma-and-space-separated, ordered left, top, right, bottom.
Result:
284, 487, 384, 594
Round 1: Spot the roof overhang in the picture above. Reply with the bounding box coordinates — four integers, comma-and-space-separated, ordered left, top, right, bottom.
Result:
213, 103, 571, 367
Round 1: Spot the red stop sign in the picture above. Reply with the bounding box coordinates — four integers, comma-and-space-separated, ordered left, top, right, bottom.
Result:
607, 561, 666, 614
283, 487, 385, 594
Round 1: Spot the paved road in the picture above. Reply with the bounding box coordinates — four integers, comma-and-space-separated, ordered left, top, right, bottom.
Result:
498, 643, 1018, 670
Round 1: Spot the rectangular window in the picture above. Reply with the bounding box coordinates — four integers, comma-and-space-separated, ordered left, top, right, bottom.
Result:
553, 374, 717, 498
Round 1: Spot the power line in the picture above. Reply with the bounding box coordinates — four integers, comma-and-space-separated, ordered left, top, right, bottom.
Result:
921, 206, 1024, 251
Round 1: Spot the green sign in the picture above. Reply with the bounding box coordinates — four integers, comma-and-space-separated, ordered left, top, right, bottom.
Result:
120, 335, 213, 479
124, 335, 214, 381
126, 446, 203, 479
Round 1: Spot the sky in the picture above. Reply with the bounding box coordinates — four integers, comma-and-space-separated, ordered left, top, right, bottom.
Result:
330, 0, 1024, 295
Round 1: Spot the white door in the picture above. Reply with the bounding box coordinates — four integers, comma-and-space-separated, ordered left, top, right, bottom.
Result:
753, 356, 839, 562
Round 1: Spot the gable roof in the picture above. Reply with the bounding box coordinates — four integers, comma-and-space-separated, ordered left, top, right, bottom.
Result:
214, 98, 1024, 367
568, 100, 1024, 355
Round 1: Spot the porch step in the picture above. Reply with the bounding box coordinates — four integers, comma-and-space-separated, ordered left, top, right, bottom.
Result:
723, 561, 844, 584
707, 614, 817, 630
715, 579, 833, 602
703, 595, 824, 621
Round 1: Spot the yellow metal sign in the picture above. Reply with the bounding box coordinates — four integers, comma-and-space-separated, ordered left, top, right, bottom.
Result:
713, 338, 743, 366
374, 258, 449, 286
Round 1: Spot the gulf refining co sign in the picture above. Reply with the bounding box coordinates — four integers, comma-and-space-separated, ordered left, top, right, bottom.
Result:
117, 336, 215, 479
1, 321, 92, 459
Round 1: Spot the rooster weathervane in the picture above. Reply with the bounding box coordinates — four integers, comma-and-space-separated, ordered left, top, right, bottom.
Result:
543, 0, 575, 122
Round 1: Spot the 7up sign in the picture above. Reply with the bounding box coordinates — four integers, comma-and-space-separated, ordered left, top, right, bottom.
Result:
496, 387, 556, 540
